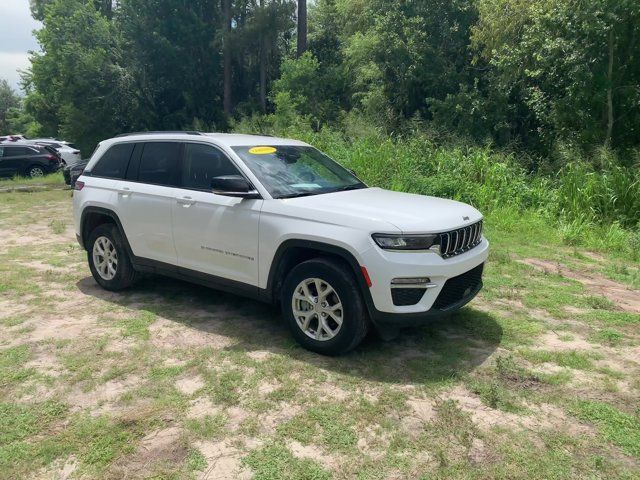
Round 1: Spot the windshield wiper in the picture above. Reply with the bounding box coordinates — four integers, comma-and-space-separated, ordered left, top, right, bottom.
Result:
277, 191, 319, 199
330, 183, 367, 193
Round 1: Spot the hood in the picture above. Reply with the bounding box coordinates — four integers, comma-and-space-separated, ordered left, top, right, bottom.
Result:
280, 187, 482, 233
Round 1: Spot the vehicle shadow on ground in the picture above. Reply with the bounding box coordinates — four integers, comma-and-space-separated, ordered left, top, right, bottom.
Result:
77, 275, 502, 385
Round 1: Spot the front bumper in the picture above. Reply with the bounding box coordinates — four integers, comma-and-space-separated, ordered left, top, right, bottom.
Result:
361, 237, 489, 325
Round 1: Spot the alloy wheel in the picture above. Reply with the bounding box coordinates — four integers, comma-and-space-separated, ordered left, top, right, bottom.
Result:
92, 236, 118, 280
29, 167, 44, 177
291, 277, 343, 341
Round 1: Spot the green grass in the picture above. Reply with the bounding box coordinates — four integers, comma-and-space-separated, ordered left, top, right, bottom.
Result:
185, 414, 227, 439
1, 175, 640, 478
243, 442, 331, 480
571, 401, 640, 459
0, 171, 65, 188
519, 349, 601, 370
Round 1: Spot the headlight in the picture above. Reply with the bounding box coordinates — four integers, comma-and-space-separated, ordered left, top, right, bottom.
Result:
372, 233, 438, 250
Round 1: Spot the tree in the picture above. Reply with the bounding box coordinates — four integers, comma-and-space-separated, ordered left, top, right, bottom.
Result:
473, 0, 640, 150
0, 80, 21, 134
26, 0, 129, 152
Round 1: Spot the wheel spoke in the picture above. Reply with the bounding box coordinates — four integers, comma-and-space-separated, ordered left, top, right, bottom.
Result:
328, 311, 343, 326
301, 282, 315, 303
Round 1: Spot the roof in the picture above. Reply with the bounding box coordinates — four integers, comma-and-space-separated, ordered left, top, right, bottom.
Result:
107, 132, 308, 148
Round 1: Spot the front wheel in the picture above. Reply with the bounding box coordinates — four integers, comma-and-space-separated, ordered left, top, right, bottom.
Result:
281, 258, 369, 355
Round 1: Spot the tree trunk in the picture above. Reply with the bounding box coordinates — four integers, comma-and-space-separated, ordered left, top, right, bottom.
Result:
605, 29, 614, 146
222, 0, 232, 116
259, 0, 267, 112
297, 0, 307, 57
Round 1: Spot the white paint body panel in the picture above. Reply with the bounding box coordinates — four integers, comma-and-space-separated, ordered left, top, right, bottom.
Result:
171, 188, 262, 285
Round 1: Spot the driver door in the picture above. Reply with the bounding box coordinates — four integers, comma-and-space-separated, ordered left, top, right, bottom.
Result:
171, 143, 262, 286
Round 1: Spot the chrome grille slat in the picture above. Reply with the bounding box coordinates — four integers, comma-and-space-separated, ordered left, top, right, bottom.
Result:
438, 220, 483, 259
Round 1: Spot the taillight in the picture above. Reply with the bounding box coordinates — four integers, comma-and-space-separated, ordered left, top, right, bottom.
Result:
46, 154, 58, 162
74, 181, 85, 191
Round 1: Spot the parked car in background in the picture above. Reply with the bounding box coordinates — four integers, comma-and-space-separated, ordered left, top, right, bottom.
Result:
0, 135, 26, 143
0, 142, 63, 178
63, 159, 88, 187
31, 138, 82, 165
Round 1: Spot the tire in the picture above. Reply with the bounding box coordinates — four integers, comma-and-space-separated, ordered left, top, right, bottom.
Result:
87, 223, 139, 291
281, 257, 369, 355
27, 165, 45, 178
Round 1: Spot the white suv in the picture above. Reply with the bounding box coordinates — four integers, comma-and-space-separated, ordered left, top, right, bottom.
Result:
73, 132, 488, 355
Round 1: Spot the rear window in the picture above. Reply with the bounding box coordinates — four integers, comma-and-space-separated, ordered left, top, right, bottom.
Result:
137, 142, 181, 186
3, 146, 38, 157
92, 143, 135, 179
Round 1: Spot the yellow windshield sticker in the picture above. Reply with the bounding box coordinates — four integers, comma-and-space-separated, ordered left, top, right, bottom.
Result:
248, 146, 276, 155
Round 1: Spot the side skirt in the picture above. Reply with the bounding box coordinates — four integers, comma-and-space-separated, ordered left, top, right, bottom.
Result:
131, 257, 271, 304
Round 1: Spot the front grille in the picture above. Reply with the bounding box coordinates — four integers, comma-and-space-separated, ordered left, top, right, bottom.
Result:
438, 220, 483, 258
391, 288, 426, 306
432, 263, 484, 310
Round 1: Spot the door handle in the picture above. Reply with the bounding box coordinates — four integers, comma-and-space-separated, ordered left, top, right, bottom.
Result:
118, 187, 131, 197
177, 196, 195, 207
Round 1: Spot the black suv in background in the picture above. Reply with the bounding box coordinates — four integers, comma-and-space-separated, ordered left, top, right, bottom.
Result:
0, 143, 63, 178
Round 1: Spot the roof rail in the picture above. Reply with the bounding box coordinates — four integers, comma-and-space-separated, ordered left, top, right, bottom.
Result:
114, 131, 203, 138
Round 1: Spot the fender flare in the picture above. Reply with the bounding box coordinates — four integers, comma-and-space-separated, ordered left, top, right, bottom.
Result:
265, 239, 376, 316
79, 207, 135, 258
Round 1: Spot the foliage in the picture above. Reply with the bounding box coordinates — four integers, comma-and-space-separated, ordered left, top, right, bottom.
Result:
473, 0, 640, 150
0, 80, 21, 134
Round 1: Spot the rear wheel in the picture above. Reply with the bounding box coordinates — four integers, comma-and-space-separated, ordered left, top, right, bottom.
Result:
281, 258, 369, 355
27, 165, 45, 178
87, 224, 138, 291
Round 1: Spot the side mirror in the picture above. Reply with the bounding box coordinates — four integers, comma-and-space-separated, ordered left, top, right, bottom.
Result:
211, 175, 260, 199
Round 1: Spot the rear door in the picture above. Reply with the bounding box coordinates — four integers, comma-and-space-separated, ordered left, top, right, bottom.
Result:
114, 142, 181, 265
0, 146, 36, 176
171, 142, 262, 285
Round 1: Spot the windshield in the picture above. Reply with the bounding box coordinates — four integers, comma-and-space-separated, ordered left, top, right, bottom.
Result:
232, 145, 366, 198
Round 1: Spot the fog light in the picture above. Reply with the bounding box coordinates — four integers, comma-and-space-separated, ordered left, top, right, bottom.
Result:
391, 277, 437, 289
391, 277, 430, 285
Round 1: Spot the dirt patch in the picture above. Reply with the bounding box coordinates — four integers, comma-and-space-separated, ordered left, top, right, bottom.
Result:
288, 440, 339, 470
535, 332, 597, 352
150, 318, 234, 350
187, 397, 221, 419
115, 426, 187, 478
441, 385, 590, 435
246, 350, 273, 362
520, 258, 640, 313
32, 455, 77, 480
195, 439, 251, 480
175, 375, 205, 396
257, 402, 303, 435
67, 374, 141, 413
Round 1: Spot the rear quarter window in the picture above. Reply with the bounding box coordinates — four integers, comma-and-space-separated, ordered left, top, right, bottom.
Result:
92, 143, 135, 179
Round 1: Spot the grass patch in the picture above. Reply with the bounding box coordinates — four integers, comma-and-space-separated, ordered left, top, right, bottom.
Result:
185, 414, 227, 439
115, 311, 156, 340
0, 172, 65, 188
243, 442, 330, 480
571, 400, 640, 459
519, 349, 600, 370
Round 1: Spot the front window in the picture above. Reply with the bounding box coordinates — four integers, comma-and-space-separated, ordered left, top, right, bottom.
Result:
232, 145, 366, 198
